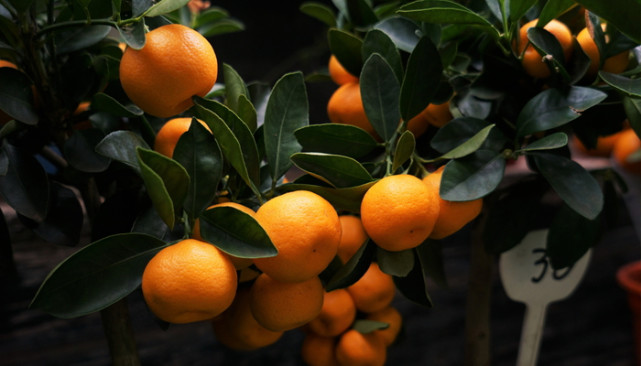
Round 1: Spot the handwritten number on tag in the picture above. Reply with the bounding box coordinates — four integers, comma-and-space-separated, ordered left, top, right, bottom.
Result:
531, 248, 574, 283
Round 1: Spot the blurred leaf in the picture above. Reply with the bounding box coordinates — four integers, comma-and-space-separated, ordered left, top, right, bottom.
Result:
400, 36, 443, 121
623, 96, 641, 136
300, 2, 336, 27
362, 29, 403, 82
291, 153, 374, 188
137, 147, 190, 230
436, 124, 495, 160
440, 150, 505, 201
91, 92, 144, 117
547, 202, 601, 269
509, 0, 537, 23
575, 0, 641, 43
117, 19, 146, 50
373, 16, 421, 53
393, 244, 433, 307
173, 119, 223, 220
521, 132, 568, 152
418, 239, 447, 287
353, 319, 389, 334
392, 131, 415, 173
0, 68, 37, 125
8, 0, 34, 12
360, 53, 401, 142
95, 130, 150, 173
30, 233, 167, 318
64, 128, 111, 173
346, 0, 378, 27
599, 72, 641, 97
277, 181, 375, 213
199, 206, 277, 259
54, 25, 111, 54
193, 6, 229, 27
537, 0, 576, 27
295, 123, 380, 159
328, 28, 363, 77
197, 18, 244, 37
143, 0, 189, 17
263, 72, 309, 182
325, 240, 375, 291
0, 144, 49, 221
377, 247, 415, 277
516, 86, 607, 137
531, 152, 603, 220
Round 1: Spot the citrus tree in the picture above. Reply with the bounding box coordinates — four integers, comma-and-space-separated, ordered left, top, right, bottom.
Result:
1, 0, 640, 365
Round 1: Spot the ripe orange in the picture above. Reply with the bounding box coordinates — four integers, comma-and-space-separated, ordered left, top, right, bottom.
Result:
366, 306, 403, 346
153, 117, 210, 158
335, 329, 387, 366
253, 190, 341, 283
572, 131, 626, 157
612, 129, 641, 174
329, 55, 358, 85
141, 239, 237, 324
307, 288, 357, 337
192, 201, 256, 270
301, 332, 339, 366
360, 174, 440, 251
518, 19, 573, 78
212, 285, 284, 351
119, 24, 217, 118
422, 166, 483, 239
249, 273, 324, 332
337, 215, 368, 264
347, 262, 396, 314
576, 25, 629, 76
406, 101, 453, 137
0, 60, 17, 69
327, 82, 379, 140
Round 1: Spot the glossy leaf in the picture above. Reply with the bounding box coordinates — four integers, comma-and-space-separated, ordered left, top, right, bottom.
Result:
575, 0, 641, 43
328, 28, 363, 77
0, 68, 38, 125
263, 72, 309, 182
599, 72, 641, 98
377, 247, 415, 277
325, 240, 375, 291
223, 64, 252, 124
440, 150, 505, 201
516, 87, 607, 137
291, 153, 374, 188
236, 95, 258, 133
64, 128, 111, 173
197, 18, 245, 37
547, 203, 601, 269
277, 181, 375, 213
54, 25, 111, 54
30, 233, 168, 318
173, 119, 223, 220
300, 2, 336, 27
91, 92, 143, 117
95, 130, 150, 173
199, 206, 277, 259
531, 152, 603, 220
0, 144, 49, 221
436, 125, 495, 160
521, 132, 568, 152
400, 36, 443, 121
117, 19, 146, 50
430, 117, 504, 153
360, 53, 401, 142
392, 131, 415, 173
362, 29, 403, 82
373, 16, 421, 53
294, 123, 379, 159
143, 0, 190, 17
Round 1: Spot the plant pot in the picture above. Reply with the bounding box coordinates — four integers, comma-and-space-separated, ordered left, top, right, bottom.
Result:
617, 260, 641, 365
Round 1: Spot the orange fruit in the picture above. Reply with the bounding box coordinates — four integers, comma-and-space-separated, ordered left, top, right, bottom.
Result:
212, 286, 284, 351
327, 82, 379, 140
0, 60, 18, 125
360, 174, 440, 251
141, 239, 237, 324
572, 131, 626, 157
153, 117, 210, 158
422, 166, 483, 239
337, 215, 368, 264
192, 202, 256, 270
249, 273, 324, 332
0, 60, 17, 69
612, 129, 641, 174
406, 101, 453, 136
307, 288, 357, 337
366, 306, 403, 346
347, 262, 396, 314
253, 190, 341, 283
329, 55, 358, 85
119, 23, 217, 118
518, 19, 573, 78
301, 332, 340, 366
335, 329, 387, 366
576, 25, 629, 76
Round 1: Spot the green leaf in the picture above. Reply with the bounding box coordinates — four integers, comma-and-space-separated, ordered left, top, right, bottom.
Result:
360, 53, 401, 142
199, 206, 276, 259
530, 152, 603, 220
346, 0, 378, 27
400, 36, 443, 121
294, 123, 380, 159
193, 6, 229, 27
197, 18, 245, 37
291, 153, 374, 188
173, 119, 223, 220
430, 117, 505, 153
236, 95, 258, 133
277, 181, 375, 213
263, 72, 309, 182
328, 28, 364, 77
95, 130, 150, 173
392, 131, 415, 173
418, 239, 447, 287
436, 124, 495, 160
0, 143, 49, 221
117, 19, 146, 50
398, 0, 499, 37
0, 68, 37, 125
54, 25, 111, 54
537, 0, 576, 27
352, 319, 389, 334
325, 240, 376, 291
393, 245, 433, 307
91, 92, 143, 117
64, 128, 111, 173
373, 16, 421, 53
547, 203, 601, 269
377, 247, 415, 277
30, 233, 167, 318
521, 132, 568, 152
362, 29, 403, 83
300, 2, 336, 27
575, 0, 641, 44
599, 72, 641, 98
527, 27, 569, 80
223, 63, 251, 119
623, 96, 641, 135
509, 0, 537, 23
143, 0, 190, 17
137, 147, 190, 229
516, 86, 608, 137
440, 150, 505, 201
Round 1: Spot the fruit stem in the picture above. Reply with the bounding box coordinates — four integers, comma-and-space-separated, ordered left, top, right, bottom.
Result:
100, 298, 141, 366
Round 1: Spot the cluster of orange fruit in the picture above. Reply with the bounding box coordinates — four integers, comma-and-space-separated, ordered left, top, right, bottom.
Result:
574, 124, 641, 174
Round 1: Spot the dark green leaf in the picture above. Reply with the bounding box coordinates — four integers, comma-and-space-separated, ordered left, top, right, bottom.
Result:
509, 0, 537, 23
353, 319, 389, 334
117, 19, 146, 50
373, 16, 421, 52
623, 96, 641, 135
377, 247, 415, 277
430, 117, 505, 153
277, 181, 375, 213
54, 25, 111, 54
193, 6, 228, 27
263, 72, 309, 182
346, 0, 378, 27
398, 0, 499, 37
360, 53, 401, 142
547, 203, 601, 269
30, 233, 167, 318
64, 128, 111, 173
300, 2, 336, 27
0, 144, 49, 221
95, 130, 150, 173
575, 0, 641, 43
197, 18, 244, 37
417, 239, 447, 287
362, 29, 403, 83
531, 152, 603, 220
91, 92, 144, 117
440, 150, 505, 201
199, 206, 277, 259
599, 72, 641, 97
527, 27, 569, 80
393, 244, 433, 307
143, 0, 190, 17
400, 36, 443, 121
537, 0, 576, 27
521, 132, 568, 152
328, 28, 364, 77
295, 123, 379, 159
392, 131, 415, 173
236, 95, 258, 133
0, 68, 37, 125
222, 63, 250, 119
291, 153, 374, 188
436, 124, 495, 160
325, 240, 375, 291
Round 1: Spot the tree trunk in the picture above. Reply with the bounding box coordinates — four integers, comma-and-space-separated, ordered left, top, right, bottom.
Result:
100, 298, 141, 366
